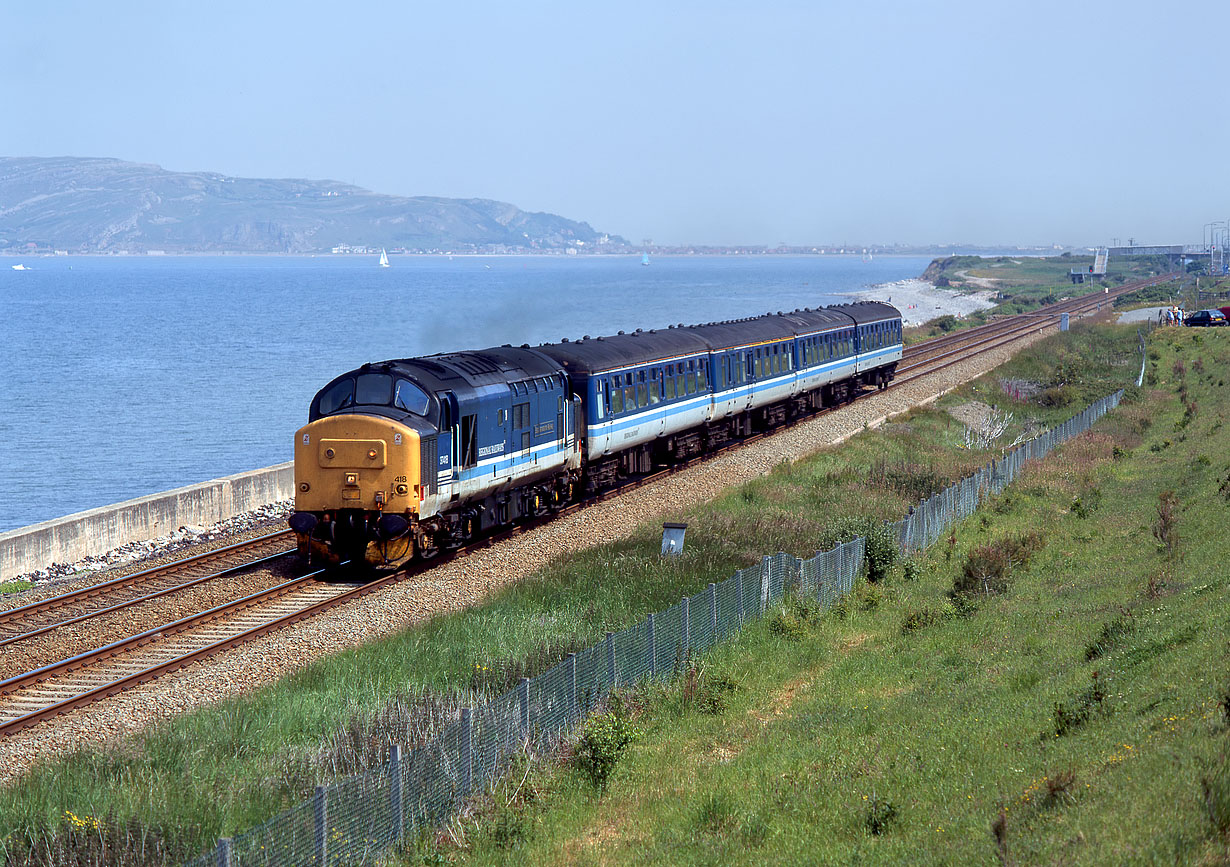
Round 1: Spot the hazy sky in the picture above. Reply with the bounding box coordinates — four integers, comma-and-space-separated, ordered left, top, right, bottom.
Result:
3, 0, 1227, 246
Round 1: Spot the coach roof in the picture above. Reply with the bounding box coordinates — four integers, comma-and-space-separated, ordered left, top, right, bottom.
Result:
536, 303, 899, 375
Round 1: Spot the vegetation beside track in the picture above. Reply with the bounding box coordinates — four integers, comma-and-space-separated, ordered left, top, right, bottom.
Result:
908, 255, 1186, 343
393, 321, 1230, 865
0, 321, 1173, 865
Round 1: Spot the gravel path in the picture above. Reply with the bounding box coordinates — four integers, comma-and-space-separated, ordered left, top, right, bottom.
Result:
0, 326, 1057, 786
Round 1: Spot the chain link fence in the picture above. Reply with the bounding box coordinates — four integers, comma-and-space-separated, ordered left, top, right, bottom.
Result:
188, 389, 1124, 867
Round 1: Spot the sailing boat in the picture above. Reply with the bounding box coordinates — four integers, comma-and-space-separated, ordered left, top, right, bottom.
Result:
378, 249, 390, 268
641, 252, 650, 266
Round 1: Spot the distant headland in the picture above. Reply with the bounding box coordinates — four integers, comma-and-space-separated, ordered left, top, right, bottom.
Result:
0, 156, 628, 255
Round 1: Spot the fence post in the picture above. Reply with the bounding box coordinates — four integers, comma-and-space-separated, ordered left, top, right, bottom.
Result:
460, 708, 473, 797
605, 632, 616, 689
708, 583, 718, 640
681, 595, 690, 663
313, 785, 327, 867
647, 613, 656, 678
518, 677, 530, 740
736, 571, 744, 625
215, 837, 232, 867
389, 744, 403, 842
567, 653, 578, 723
759, 556, 771, 614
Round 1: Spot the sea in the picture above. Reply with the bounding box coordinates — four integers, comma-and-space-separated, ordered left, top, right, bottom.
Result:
0, 254, 931, 533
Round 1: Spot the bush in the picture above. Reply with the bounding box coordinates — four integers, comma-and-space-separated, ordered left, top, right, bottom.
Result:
1084, 608, 1135, 661
680, 660, 739, 715
953, 531, 1044, 596
816, 517, 899, 584
900, 606, 939, 634
1052, 671, 1107, 737
1152, 490, 1180, 556
574, 696, 639, 790
768, 606, 809, 643
864, 796, 898, 835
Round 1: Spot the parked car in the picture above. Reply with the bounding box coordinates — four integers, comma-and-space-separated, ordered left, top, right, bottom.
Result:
1220, 305, 1230, 320
1183, 309, 1228, 327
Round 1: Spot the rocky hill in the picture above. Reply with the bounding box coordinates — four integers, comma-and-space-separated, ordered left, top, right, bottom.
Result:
0, 156, 626, 254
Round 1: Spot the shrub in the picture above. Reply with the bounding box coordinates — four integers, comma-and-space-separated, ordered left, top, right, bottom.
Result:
1152, 490, 1180, 556
1084, 608, 1135, 661
901, 560, 921, 582
863, 522, 900, 584
864, 796, 898, 835
1044, 770, 1079, 806
768, 606, 809, 643
953, 531, 1043, 596
1052, 671, 1107, 737
574, 695, 639, 790
900, 606, 939, 634
680, 660, 739, 715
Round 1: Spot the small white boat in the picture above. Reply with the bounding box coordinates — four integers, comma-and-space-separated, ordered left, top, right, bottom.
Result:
11, 263, 29, 271
378, 249, 390, 268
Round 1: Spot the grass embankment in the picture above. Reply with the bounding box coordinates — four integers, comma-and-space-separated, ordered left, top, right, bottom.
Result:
412, 327, 1230, 865
909, 255, 1187, 343
0, 323, 1152, 864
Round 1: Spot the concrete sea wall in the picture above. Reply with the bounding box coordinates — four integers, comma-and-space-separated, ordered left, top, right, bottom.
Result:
0, 462, 294, 581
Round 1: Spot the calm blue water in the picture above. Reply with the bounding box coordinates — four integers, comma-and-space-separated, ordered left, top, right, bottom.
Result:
0, 254, 929, 532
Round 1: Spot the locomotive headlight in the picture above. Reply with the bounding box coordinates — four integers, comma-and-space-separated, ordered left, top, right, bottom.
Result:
368, 448, 378, 460
395, 483, 409, 496
299, 482, 311, 492
325, 448, 336, 459
345, 472, 358, 486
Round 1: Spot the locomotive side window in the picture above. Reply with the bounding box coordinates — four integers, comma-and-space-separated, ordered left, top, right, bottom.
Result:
355, 373, 392, 406
513, 402, 530, 428
394, 379, 430, 415
460, 414, 478, 468
318, 378, 354, 415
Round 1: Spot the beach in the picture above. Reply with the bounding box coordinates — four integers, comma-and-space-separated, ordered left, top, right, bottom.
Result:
855, 278, 998, 327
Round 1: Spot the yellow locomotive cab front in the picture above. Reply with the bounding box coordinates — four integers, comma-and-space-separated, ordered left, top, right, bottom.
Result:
290, 414, 421, 568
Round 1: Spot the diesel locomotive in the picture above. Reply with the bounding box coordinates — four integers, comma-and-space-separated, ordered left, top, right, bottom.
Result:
289, 301, 902, 568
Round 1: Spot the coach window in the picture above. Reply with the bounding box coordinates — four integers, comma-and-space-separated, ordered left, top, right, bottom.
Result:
624, 384, 637, 410
649, 371, 661, 404
610, 384, 624, 415
698, 363, 707, 389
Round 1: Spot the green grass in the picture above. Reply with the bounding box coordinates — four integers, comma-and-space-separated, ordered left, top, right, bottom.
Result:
0, 580, 32, 595
0, 322, 1163, 865
404, 327, 1230, 866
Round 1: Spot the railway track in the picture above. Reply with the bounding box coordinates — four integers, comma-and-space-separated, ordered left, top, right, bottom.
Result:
0, 530, 296, 650
0, 279, 1171, 738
